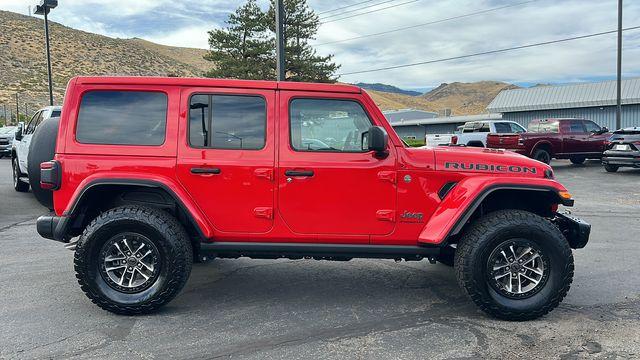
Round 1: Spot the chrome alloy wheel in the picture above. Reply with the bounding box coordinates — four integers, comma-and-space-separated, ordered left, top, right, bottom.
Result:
98, 233, 161, 293
487, 240, 549, 299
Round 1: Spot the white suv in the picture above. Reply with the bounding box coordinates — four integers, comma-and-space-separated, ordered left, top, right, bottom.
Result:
12, 106, 61, 192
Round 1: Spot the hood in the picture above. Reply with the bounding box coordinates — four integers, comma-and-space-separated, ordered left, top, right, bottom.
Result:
432, 146, 552, 178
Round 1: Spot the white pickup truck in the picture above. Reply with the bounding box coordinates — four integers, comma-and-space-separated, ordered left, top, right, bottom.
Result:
425, 128, 461, 147
452, 120, 526, 147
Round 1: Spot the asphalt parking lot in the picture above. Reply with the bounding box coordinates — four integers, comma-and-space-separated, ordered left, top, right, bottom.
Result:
0, 159, 639, 359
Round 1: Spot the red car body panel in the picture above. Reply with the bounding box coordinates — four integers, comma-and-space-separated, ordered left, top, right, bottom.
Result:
52, 76, 570, 247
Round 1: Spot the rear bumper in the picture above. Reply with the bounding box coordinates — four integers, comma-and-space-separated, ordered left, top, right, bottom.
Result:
602, 150, 640, 167
555, 213, 590, 249
36, 215, 70, 243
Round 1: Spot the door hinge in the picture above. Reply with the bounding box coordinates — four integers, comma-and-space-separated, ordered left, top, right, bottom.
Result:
254, 207, 273, 219
377, 171, 396, 184
376, 210, 396, 222
254, 168, 274, 181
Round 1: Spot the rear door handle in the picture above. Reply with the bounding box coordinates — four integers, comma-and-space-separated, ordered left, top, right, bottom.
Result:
191, 167, 221, 175
284, 170, 314, 177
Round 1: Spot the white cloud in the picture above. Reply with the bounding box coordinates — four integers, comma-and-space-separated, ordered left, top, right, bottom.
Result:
310, 0, 640, 87
145, 25, 213, 49
2, 0, 639, 88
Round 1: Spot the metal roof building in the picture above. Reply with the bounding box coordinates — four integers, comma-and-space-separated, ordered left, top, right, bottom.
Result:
383, 109, 438, 124
487, 78, 640, 129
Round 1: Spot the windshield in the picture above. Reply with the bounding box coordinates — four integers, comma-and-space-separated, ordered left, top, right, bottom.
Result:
610, 129, 640, 141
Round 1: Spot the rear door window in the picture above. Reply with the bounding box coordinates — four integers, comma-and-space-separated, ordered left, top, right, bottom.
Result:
493, 122, 512, 133
568, 120, 585, 133
189, 94, 266, 150
76, 91, 168, 145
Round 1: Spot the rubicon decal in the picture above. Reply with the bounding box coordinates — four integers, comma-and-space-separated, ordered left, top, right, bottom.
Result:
445, 162, 537, 174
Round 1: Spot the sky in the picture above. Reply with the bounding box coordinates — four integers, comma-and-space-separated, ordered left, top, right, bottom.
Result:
1, 0, 639, 91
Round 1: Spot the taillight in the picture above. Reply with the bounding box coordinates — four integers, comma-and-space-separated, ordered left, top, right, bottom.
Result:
451, 136, 458, 145
40, 160, 61, 190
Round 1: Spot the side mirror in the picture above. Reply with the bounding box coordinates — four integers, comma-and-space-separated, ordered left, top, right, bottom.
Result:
366, 126, 388, 157
600, 127, 609, 134
14, 123, 23, 141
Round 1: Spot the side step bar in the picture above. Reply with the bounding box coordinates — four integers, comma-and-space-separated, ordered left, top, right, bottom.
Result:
200, 242, 440, 261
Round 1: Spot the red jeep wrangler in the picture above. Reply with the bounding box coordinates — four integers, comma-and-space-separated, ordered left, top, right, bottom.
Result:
36, 77, 589, 320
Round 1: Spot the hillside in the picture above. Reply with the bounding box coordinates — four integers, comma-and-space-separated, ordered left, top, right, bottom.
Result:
0, 10, 210, 111
421, 81, 519, 114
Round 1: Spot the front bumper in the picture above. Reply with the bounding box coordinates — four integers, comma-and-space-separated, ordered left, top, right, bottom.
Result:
555, 213, 590, 249
36, 215, 70, 243
602, 150, 640, 167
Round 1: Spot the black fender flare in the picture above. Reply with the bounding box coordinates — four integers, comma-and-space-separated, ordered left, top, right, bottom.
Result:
61, 179, 208, 242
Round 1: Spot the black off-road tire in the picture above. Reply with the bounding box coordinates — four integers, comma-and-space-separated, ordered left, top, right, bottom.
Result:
570, 156, 586, 165
74, 205, 193, 315
532, 148, 551, 164
604, 164, 619, 173
454, 210, 574, 321
12, 157, 29, 192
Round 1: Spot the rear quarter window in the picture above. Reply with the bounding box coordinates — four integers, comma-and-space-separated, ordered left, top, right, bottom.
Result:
76, 91, 168, 145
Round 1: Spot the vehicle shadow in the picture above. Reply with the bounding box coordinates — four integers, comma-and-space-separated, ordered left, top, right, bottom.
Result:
171, 258, 477, 317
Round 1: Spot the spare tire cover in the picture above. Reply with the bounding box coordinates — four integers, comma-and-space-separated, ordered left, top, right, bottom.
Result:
28, 117, 60, 210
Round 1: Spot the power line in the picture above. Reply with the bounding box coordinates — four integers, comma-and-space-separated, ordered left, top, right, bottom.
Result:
320, 0, 421, 24
317, 0, 537, 46
317, 0, 392, 16
319, 0, 401, 21
337, 26, 640, 76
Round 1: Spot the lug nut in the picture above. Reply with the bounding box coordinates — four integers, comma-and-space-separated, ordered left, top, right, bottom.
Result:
128, 267, 133, 271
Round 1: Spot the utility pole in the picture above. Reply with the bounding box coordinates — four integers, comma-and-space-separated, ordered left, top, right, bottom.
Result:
616, 0, 623, 130
275, 0, 286, 81
15, 94, 19, 123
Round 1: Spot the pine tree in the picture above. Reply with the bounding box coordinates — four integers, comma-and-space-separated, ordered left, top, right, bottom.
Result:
204, 0, 274, 80
268, 0, 340, 82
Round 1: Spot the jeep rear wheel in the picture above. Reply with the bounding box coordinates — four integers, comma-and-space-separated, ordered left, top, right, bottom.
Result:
74, 205, 192, 315
454, 210, 573, 321
12, 157, 29, 192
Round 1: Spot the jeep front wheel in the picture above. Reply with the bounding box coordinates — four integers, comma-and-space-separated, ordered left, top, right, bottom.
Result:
454, 210, 573, 320
74, 205, 192, 315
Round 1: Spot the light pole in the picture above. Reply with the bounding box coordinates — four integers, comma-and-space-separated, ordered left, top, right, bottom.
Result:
34, 0, 58, 106
275, 0, 286, 81
616, 0, 623, 130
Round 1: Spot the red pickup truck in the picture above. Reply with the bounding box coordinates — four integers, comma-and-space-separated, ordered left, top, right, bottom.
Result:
487, 118, 610, 164
33, 77, 590, 320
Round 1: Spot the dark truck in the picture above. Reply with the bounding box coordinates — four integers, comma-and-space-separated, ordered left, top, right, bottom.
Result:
486, 118, 610, 164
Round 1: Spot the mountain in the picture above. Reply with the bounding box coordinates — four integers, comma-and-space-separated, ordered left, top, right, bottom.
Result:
0, 10, 210, 112
421, 81, 519, 115
366, 81, 518, 115
353, 83, 422, 96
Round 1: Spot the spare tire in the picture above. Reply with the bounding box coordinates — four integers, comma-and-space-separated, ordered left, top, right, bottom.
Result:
28, 117, 60, 210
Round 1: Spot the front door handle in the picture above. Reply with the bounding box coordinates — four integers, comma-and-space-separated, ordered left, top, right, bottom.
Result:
191, 167, 221, 175
284, 170, 314, 177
